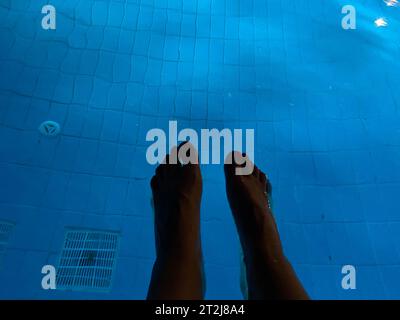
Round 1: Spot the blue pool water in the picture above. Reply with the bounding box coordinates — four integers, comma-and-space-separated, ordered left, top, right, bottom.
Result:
0, 0, 400, 299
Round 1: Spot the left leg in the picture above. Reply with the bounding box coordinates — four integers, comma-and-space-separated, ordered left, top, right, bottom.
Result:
147, 143, 204, 300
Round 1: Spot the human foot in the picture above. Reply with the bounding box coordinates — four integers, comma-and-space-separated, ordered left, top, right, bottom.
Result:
224, 152, 283, 262
147, 142, 204, 300
224, 152, 308, 300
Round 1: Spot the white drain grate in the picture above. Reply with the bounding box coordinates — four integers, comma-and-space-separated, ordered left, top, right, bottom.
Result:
0, 221, 14, 268
57, 229, 120, 291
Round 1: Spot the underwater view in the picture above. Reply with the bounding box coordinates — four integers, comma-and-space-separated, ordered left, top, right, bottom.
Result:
0, 0, 400, 300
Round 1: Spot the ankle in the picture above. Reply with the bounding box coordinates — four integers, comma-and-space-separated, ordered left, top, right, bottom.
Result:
240, 211, 283, 257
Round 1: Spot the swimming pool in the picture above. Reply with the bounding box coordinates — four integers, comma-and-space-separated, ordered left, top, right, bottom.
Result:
0, 0, 399, 299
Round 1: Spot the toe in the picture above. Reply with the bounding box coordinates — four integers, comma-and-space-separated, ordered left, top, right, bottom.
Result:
178, 141, 199, 166
179, 142, 201, 182
225, 151, 245, 166
159, 149, 180, 179
225, 151, 255, 177
224, 151, 239, 177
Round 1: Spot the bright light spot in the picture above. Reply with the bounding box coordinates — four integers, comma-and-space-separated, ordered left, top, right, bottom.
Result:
374, 17, 388, 27
383, 0, 399, 7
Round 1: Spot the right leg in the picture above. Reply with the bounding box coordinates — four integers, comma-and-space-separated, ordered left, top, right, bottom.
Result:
224, 152, 309, 300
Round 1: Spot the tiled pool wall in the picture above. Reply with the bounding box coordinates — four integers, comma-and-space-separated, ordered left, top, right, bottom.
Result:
0, 0, 400, 299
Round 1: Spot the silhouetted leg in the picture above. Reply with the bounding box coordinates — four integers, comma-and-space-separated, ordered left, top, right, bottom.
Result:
147, 143, 204, 300
224, 152, 309, 300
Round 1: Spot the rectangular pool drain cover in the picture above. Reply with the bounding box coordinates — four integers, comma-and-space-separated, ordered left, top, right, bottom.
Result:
57, 229, 120, 291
